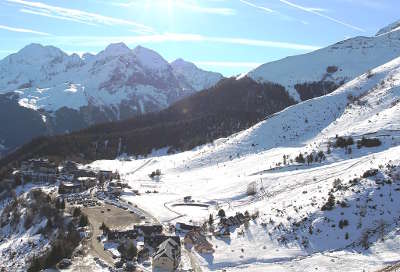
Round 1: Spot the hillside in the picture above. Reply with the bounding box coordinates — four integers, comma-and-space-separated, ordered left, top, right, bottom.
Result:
0, 77, 295, 170
86, 55, 400, 271
246, 20, 400, 101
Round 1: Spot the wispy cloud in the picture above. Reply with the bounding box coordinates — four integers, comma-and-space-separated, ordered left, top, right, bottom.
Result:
239, 0, 275, 13
43, 33, 321, 51
175, 0, 236, 15
6, 0, 154, 33
0, 24, 50, 36
238, 0, 309, 25
111, 0, 235, 15
277, 0, 365, 32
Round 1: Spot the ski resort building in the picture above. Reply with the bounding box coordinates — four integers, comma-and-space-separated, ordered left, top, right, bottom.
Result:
184, 230, 214, 254
152, 238, 181, 271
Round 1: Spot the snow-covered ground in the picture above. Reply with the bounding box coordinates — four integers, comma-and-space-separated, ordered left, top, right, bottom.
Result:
0, 184, 59, 271
90, 56, 400, 271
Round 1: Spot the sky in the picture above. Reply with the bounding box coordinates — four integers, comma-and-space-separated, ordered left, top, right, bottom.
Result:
0, 0, 399, 76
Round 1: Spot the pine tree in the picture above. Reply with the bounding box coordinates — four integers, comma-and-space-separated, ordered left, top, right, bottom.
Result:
28, 256, 42, 272
208, 214, 214, 225
79, 214, 89, 227
126, 242, 137, 259
295, 153, 305, 163
73, 207, 81, 217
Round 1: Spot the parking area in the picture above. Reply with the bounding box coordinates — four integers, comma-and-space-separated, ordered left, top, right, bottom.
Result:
82, 203, 140, 229
80, 203, 142, 267
65, 193, 102, 207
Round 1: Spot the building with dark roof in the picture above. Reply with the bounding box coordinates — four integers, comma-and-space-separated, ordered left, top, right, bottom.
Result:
152, 238, 181, 271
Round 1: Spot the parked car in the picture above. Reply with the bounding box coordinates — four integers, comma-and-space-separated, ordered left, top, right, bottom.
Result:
57, 258, 72, 269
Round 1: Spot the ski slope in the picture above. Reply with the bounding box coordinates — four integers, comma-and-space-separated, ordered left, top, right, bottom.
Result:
90, 56, 400, 271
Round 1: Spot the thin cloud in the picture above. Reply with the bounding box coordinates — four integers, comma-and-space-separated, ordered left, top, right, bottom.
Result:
175, 1, 236, 15
19, 8, 97, 26
238, 0, 309, 25
43, 33, 321, 51
278, 0, 365, 32
0, 24, 50, 36
6, 0, 154, 33
112, 0, 235, 16
239, 0, 275, 13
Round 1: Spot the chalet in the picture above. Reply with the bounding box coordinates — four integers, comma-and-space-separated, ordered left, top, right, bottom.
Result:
17, 159, 59, 184
21, 158, 58, 174
16, 170, 59, 184
176, 222, 201, 232
152, 238, 181, 272
77, 177, 97, 189
183, 196, 192, 203
231, 216, 240, 225
60, 161, 79, 173
236, 212, 248, 224
144, 235, 180, 249
99, 170, 114, 181
72, 169, 97, 178
58, 176, 96, 194
107, 229, 138, 241
108, 182, 123, 194
135, 224, 163, 236
59, 182, 82, 194
27, 172, 58, 183
219, 217, 232, 227
219, 212, 249, 228
184, 231, 214, 254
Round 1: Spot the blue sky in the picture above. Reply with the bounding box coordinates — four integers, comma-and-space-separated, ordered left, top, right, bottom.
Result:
0, 0, 399, 76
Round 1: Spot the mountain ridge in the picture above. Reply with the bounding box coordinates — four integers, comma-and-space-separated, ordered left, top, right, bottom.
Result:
0, 42, 224, 154
246, 21, 400, 101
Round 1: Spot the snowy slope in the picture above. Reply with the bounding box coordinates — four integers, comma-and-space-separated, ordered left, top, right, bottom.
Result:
171, 58, 223, 91
246, 20, 400, 101
89, 56, 400, 271
376, 19, 400, 36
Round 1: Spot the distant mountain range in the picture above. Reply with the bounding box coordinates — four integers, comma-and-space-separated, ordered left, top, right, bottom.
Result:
0, 43, 223, 154
1, 19, 400, 157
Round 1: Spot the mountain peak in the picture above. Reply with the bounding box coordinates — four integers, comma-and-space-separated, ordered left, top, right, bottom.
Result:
171, 58, 223, 91
376, 19, 400, 36
171, 58, 197, 70
17, 43, 66, 59
82, 52, 94, 60
133, 45, 169, 70
100, 42, 131, 57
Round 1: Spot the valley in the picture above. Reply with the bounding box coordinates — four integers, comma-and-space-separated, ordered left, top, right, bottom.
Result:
0, 10, 399, 272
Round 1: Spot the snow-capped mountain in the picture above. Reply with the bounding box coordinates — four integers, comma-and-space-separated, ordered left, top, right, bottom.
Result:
246, 20, 400, 101
0, 43, 222, 113
171, 58, 223, 92
0, 43, 223, 154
